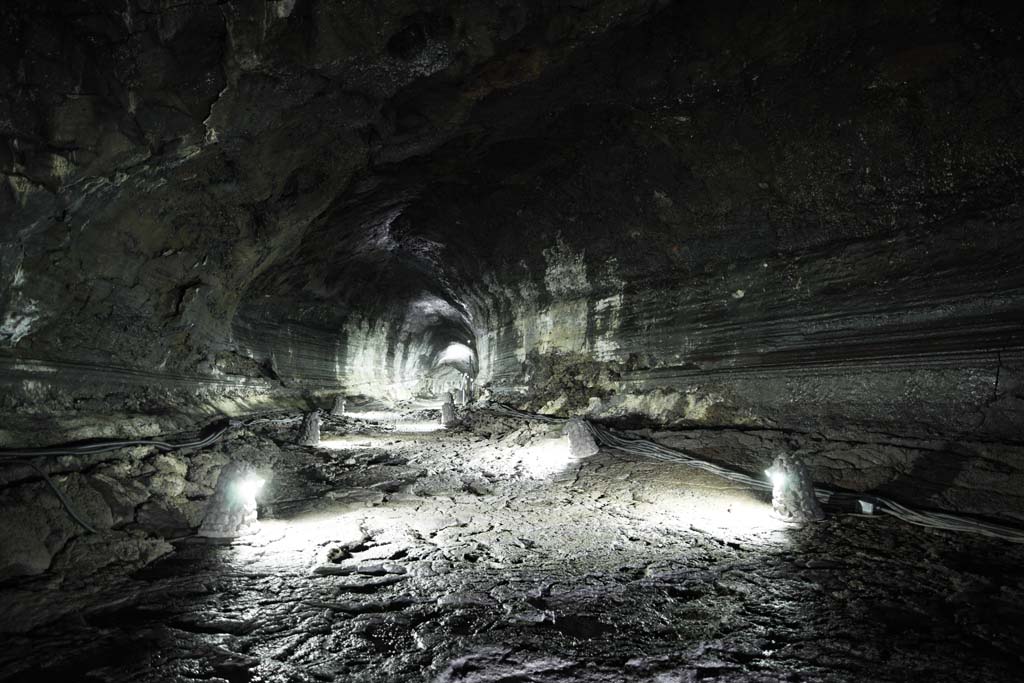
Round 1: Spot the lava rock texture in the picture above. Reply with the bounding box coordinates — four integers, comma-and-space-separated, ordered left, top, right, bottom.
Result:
2, 411, 1023, 682
2, 1, 1024, 519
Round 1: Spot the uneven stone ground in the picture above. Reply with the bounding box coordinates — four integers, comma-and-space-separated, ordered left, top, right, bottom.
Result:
2, 408, 1023, 682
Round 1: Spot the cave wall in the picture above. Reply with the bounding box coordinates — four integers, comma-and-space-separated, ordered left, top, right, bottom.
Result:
441, 0, 1024, 446
2, 0, 1023, 517
0, 0, 661, 441
403, 0, 1024, 518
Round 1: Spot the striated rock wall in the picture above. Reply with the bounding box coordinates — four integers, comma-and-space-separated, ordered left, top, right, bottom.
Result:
1, 0, 1023, 517
447, 1, 1024, 447
0, 0, 663, 430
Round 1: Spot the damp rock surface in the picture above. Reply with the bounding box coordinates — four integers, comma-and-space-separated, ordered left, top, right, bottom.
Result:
1, 410, 1022, 682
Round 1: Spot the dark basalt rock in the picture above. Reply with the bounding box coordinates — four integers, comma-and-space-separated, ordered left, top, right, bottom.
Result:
0, 0, 1023, 521
2, 410, 1024, 682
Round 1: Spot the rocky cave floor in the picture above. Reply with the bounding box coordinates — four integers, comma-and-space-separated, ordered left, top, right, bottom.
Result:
2, 407, 1024, 683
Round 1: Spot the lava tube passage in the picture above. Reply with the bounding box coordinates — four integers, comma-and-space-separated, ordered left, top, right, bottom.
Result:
2, 2, 1024, 681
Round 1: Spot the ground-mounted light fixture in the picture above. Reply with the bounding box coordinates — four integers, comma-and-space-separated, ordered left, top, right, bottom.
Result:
198, 462, 267, 539
297, 409, 321, 446
563, 416, 599, 460
331, 395, 346, 416
765, 452, 824, 523
440, 391, 458, 427
505, 417, 599, 479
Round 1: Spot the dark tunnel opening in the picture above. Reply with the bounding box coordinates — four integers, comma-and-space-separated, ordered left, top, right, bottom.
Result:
2, 0, 1024, 681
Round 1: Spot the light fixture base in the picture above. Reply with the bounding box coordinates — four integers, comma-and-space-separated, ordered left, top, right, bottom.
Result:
767, 453, 825, 523
198, 462, 266, 539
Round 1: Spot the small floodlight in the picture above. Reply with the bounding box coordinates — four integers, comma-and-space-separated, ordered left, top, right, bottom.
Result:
440, 391, 458, 427
199, 464, 268, 539
297, 409, 321, 446
766, 454, 824, 523
564, 417, 599, 460
765, 468, 786, 488
237, 476, 265, 501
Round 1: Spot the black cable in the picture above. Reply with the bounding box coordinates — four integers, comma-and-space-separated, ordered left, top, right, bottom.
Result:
0, 425, 230, 461
484, 403, 1024, 544
10, 460, 98, 534
0, 421, 232, 534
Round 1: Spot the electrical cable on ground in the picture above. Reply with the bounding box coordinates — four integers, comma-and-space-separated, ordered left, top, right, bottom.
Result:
486, 402, 1024, 544
0, 425, 230, 461
0, 421, 233, 534
9, 460, 98, 534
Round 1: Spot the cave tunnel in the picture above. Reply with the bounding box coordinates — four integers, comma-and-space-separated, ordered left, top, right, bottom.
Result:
2, 1, 1024, 681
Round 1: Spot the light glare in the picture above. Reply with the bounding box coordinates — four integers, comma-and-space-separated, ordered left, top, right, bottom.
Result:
435, 342, 475, 370
345, 410, 404, 421
237, 476, 265, 500
766, 468, 786, 488
518, 436, 574, 477
394, 420, 444, 433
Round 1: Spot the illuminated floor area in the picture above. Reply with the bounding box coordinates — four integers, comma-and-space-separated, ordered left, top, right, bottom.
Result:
3, 410, 1024, 682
